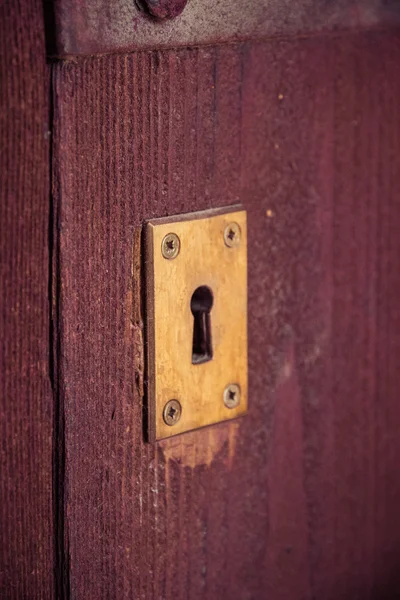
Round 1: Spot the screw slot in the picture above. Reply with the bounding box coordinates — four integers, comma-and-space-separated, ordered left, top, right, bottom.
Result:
224, 222, 241, 248
161, 233, 180, 259
223, 384, 241, 409
163, 399, 182, 425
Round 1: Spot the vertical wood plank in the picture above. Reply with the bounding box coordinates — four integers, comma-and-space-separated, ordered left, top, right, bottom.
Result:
0, 1, 53, 597
53, 30, 400, 599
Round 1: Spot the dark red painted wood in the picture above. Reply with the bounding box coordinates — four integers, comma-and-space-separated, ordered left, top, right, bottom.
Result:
0, 1, 53, 597
51, 0, 400, 58
52, 31, 400, 599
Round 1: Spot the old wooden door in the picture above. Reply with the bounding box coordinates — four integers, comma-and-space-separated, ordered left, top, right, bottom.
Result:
2, 1, 400, 598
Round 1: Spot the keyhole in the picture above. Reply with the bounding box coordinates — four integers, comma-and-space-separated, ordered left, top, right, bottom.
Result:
190, 286, 213, 365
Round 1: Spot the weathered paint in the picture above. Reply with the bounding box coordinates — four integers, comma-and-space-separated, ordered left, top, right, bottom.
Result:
0, 0, 53, 597
52, 32, 400, 599
50, 0, 400, 57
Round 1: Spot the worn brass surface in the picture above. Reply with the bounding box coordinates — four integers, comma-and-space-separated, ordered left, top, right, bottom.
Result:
145, 206, 248, 441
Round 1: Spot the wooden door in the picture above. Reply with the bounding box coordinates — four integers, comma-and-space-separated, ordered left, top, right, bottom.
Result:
2, 1, 400, 598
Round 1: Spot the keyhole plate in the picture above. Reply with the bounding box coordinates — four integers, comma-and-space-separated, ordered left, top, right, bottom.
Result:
145, 205, 247, 441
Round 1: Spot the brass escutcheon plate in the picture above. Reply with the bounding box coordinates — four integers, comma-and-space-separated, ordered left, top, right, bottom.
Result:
145, 205, 247, 441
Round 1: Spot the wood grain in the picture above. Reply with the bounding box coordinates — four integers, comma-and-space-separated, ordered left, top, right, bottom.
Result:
52, 0, 400, 58
52, 31, 400, 599
0, 1, 53, 597
146, 207, 247, 440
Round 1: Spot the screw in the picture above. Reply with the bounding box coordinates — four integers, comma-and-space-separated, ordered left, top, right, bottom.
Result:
142, 0, 188, 20
223, 384, 241, 409
161, 233, 180, 259
223, 222, 241, 248
163, 399, 182, 425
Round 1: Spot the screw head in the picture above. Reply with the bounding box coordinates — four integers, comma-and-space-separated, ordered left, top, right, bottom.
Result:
143, 0, 188, 20
163, 399, 182, 425
223, 384, 241, 409
161, 233, 180, 259
224, 222, 241, 248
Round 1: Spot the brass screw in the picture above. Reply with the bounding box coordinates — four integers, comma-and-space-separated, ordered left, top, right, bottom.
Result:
224, 222, 241, 248
223, 384, 241, 409
163, 399, 182, 426
161, 233, 180, 259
